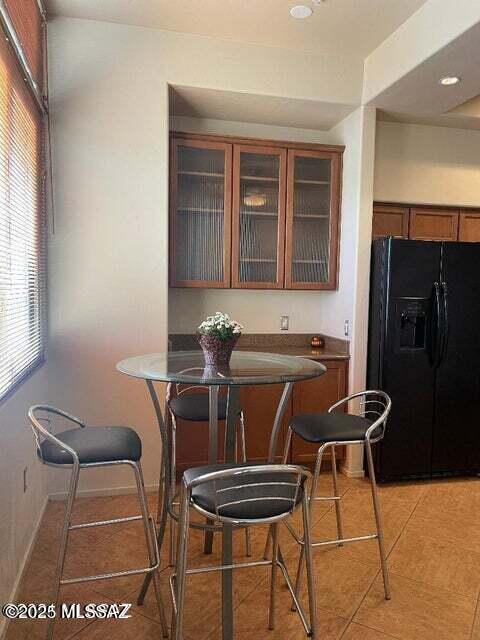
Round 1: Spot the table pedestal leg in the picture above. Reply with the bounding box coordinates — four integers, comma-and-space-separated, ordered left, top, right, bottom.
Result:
137, 380, 170, 605
204, 385, 219, 554
222, 386, 240, 640
263, 382, 294, 559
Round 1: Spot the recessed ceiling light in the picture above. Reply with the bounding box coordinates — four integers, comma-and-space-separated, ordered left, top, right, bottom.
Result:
290, 5, 313, 19
439, 76, 461, 86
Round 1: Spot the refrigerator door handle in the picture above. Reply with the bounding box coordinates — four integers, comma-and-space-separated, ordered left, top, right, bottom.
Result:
431, 282, 443, 368
439, 281, 449, 365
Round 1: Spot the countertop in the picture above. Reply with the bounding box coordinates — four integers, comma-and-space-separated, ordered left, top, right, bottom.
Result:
169, 333, 349, 362
234, 344, 348, 361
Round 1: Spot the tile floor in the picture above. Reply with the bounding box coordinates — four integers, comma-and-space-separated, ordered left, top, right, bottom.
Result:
5, 473, 480, 640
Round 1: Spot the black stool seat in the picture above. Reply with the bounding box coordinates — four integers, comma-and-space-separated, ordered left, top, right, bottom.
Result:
184, 463, 304, 520
40, 426, 142, 465
290, 413, 375, 443
169, 393, 228, 422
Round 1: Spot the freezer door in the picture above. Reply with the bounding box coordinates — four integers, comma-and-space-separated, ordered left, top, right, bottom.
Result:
433, 242, 480, 475
369, 239, 441, 481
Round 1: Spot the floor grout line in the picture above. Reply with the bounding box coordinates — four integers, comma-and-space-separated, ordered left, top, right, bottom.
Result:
342, 620, 402, 640
339, 567, 380, 638
338, 481, 431, 638
469, 578, 480, 639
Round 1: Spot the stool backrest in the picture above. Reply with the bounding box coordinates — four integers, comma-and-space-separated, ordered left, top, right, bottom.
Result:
166, 368, 209, 402
185, 464, 310, 524
329, 390, 391, 443
28, 405, 84, 464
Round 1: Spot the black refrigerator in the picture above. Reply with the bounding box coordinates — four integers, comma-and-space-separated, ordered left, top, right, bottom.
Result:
368, 237, 480, 482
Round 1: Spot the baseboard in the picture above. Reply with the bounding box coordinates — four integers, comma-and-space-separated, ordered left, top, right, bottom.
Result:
0, 495, 49, 640
340, 464, 365, 479
48, 483, 159, 501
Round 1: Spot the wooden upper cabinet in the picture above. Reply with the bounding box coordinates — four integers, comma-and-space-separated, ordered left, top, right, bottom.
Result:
372, 202, 480, 244
372, 204, 409, 240
459, 210, 480, 242
232, 145, 287, 289
169, 137, 232, 288
409, 208, 459, 242
285, 149, 341, 290
169, 133, 343, 289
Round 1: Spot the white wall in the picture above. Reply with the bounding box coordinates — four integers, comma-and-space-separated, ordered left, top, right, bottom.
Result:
170, 115, 340, 145
374, 121, 480, 206
329, 107, 377, 476
47, 18, 169, 495
0, 366, 49, 636
46, 15, 367, 496
170, 288, 343, 335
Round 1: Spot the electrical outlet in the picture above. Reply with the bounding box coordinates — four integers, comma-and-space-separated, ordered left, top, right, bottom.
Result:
344, 320, 350, 337
280, 316, 289, 331
23, 467, 28, 493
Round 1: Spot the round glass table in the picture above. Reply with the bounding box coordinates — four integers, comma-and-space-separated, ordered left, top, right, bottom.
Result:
117, 350, 326, 639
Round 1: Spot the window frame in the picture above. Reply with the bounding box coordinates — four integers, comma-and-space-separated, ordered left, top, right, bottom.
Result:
0, 4, 46, 404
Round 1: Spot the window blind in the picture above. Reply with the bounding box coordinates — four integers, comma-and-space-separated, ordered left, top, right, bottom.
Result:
0, 26, 45, 400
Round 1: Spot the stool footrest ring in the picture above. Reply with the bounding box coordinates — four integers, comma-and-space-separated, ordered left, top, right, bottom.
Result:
60, 516, 160, 585
169, 550, 313, 637
69, 515, 143, 530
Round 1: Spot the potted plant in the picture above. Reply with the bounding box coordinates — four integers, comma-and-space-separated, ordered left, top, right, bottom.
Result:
197, 312, 243, 366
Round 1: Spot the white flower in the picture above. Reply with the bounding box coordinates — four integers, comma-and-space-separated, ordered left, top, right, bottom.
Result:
198, 311, 243, 339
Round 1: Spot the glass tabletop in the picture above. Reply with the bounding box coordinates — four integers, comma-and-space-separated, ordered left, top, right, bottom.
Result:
117, 350, 326, 386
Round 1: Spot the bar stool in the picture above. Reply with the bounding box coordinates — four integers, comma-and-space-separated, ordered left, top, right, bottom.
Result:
28, 405, 168, 640
282, 390, 392, 603
170, 463, 317, 640
166, 381, 251, 560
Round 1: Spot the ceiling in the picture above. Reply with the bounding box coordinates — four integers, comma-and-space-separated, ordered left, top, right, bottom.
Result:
371, 17, 480, 131
170, 86, 355, 131
379, 90, 480, 131
378, 109, 480, 132
449, 94, 480, 118
46, 0, 427, 59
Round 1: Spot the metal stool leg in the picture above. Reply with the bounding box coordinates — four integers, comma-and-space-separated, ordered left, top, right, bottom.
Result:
239, 411, 252, 557
157, 408, 172, 525
331, 445, 344, 545
47, 462, 80, 640
292, 442, 326, 610
138, 421, 170, 606
263, 427, 293, 561
156, 456, 165, 526
365, 439, 391, 600
268, 523, 279, 630
301, 490, 317, 639
133, 462, 168, 637
282, 427, 293, 465
137, 462, 168, 606
169, 412, 178, 567
172, 482, 190, 640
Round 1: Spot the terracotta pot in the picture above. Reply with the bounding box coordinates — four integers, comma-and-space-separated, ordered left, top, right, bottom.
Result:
197, 333, 239, 366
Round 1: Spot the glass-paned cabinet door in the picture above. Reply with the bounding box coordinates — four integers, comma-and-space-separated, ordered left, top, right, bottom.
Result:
170, 138, 232, 287
285, 149, 341, 290
232, 145, 287, 288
